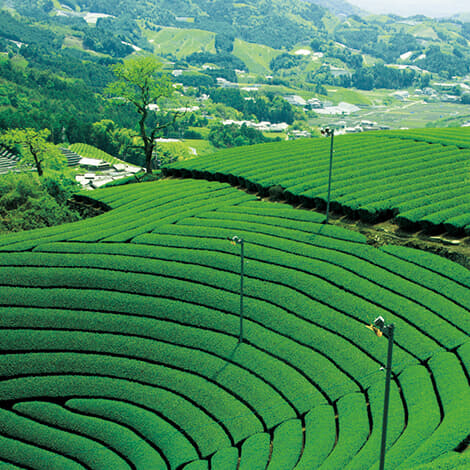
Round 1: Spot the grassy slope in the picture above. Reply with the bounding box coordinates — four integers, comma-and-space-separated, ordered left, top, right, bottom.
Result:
325, 86, 372, 106
232, 38, 282, 74
144, 27, 216, 59
183, 139, 216, 157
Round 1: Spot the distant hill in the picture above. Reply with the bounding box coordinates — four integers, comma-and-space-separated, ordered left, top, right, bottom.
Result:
70, 0, 327, 49
2, 0, 470, 143
305, 0, 364, 17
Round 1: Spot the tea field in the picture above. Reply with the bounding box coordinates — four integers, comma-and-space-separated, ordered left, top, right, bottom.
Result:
0, 178, 468, 469
164, 128, 470, 235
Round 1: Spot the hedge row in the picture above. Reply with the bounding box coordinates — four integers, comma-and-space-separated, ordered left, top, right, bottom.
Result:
0, 350, 271, 442
381, 245, 470, 289
211, 446, 239, 470
346, 381, 404, 470
382, 127, 470, 149
0, 306, 328, 411
65, 398, 196, 469
0, 375, 230, 457
267, 419, 303, 470
0, 433, 84, 470
374, 365, 441, 470
0, 407, 129, 470
397, 352, 470, 468
318, 393, 370, 470
168, 216, 469, 343
0, 293, 365, 402
164, 129, 470, 232
1, 326, 316, 429
0, 178, 468, 468
18, 231, 470, 318
137, 226, 463, 356
0, 180, 257, 250
12, 401, 166, 469
293, 405, 336, 469
239, 433, 271, 470
0, 263, 389, 395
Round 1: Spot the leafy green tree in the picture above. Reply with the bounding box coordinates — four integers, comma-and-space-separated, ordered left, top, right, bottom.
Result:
208, 123, 278, 148
155, 141, 190, 168
106, 56, 181, 173
0, 128, 65, 176
89, 119, 145, 166
270, 53, 302, 72
215, 33, 235, 53
461, 94, 470, 104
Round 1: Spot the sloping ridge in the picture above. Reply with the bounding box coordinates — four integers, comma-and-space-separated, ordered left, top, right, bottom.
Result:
163, 129, 470, 238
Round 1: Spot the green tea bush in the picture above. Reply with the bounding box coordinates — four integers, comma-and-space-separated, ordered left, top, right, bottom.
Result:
345, 381, 404, 470
0, 407, 129, 470
182, 461, 208, 470
0, 375, 231, 457
294, 406, 335, 469
66, 398, 196, 469
397, 352, 470, 468
371, 365, 441, 470
165, 128, 470, 232
13, 401, 168, 470
238, 433, 271, 470
318, 393, 369, 470
267, 419, 303, 470
0, 433, 84, 469
0, 178, 467, 469
381, 245, 470, 288
211, 447, 239, 470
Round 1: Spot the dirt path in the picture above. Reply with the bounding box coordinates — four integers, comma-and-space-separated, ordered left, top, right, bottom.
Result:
319, 211, 469, 269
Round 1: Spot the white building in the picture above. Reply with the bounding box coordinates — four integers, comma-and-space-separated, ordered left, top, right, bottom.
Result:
393, 91, 410, 100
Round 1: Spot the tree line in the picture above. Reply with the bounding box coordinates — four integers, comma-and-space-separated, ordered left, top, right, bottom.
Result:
209, 88, 295, 124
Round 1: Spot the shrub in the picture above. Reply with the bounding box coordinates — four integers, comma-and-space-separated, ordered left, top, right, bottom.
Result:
0, 173, 80, 233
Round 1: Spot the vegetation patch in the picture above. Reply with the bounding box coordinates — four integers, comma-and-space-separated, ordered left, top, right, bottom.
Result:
164, 128, 470, 236
0, 178, 468, 469
0, 172, 80, 233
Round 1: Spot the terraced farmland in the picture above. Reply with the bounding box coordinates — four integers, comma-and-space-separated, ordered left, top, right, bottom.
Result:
164, 128, 470, 235
0, 178, 469, 469
68, 143, 126, 166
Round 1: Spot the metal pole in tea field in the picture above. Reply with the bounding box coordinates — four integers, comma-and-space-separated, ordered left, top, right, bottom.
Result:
321, 127, 335, 223
366, 316, 395, 470
228, 235, 245, 343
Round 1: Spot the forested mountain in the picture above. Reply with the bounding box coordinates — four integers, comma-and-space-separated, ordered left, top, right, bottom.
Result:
9, 0, 326, 49
5, 0, 470, 75
306, 0, 363, 17
2, 0, 470, 154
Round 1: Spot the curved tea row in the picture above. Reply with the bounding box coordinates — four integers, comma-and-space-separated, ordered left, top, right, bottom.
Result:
0, 179, 468, 469
164, 128, 470, 235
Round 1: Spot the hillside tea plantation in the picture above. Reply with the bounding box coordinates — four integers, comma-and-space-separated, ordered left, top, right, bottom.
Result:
164, 128, 470, 235
0, 178, 469, 469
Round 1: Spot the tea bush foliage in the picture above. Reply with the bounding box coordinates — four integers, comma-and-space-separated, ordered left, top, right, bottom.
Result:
0, 178, 468, 469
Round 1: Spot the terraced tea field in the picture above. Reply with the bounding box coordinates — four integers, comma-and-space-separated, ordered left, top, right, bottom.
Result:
164, 128, 470, 236
0, 178, 469, 469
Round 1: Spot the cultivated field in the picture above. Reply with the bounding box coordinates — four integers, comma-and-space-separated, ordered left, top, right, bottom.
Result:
165, 128, 470, 235
0, 178, 468, 469
69, 143, 130, 166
